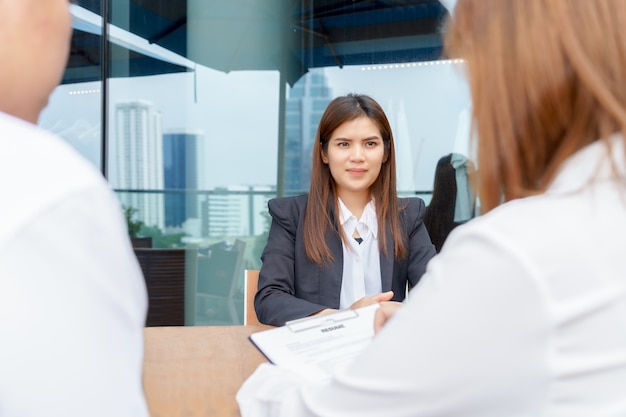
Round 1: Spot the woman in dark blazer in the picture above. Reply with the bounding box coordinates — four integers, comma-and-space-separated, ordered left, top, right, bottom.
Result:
255, 94, 436, 326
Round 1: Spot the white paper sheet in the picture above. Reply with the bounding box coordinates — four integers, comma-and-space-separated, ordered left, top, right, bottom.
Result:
249, 304, 380, 381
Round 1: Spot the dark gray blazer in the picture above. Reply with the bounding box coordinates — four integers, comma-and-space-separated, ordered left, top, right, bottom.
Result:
254, 194, 436, 326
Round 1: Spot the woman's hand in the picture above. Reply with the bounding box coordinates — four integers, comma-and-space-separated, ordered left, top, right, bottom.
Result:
311, 308, 338, 317
349, 291, 394, 310
374, 302, 403, 334
311, 291, 396, 321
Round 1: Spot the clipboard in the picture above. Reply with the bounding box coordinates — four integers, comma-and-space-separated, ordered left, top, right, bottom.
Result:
249, 304, 380, 381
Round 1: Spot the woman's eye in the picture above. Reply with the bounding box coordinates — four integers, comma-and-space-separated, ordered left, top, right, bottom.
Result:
365, 141, 377, 147
337, 142, 349, 147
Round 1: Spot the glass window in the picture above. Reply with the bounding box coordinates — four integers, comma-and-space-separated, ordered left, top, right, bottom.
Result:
41, 0, 472, 326
40, 2, 104, 171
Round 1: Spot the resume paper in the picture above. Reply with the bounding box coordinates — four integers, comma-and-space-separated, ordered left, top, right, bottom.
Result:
249, 304, 380, 381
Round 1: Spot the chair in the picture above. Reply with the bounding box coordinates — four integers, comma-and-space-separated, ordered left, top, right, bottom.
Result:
130, 236, 153, 248
134, 248, 196, 327
244, 269, 260, 325
195, 239, 246, 325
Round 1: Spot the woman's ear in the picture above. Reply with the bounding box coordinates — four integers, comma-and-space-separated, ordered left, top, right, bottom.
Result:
321, 148, 329, 164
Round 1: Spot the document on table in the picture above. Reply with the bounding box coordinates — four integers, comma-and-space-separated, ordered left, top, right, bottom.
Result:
249, 304, 380, 381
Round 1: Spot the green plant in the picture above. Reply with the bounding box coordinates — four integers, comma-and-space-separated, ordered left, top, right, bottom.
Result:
123, 205, 144, 238
139, 225, 187, 248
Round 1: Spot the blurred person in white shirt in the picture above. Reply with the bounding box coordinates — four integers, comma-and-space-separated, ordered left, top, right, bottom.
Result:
0, 1, 149, 416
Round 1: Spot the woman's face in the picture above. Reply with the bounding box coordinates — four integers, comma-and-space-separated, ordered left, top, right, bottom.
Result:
322, 116, 386, 201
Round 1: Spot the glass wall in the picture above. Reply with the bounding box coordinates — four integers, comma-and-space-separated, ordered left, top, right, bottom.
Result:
40, 0, 472, 326
40, 1, 104, 171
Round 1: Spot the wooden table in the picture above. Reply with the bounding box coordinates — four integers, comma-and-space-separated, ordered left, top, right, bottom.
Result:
143, 325, 272, 417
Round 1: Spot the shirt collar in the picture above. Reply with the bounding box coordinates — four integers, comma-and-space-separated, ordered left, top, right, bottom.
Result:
338, 198, 378, 239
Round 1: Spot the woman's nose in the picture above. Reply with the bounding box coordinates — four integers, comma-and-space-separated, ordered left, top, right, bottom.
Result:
350, 146, 365, 161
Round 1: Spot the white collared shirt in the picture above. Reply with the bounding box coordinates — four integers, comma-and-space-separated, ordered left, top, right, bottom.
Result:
0, 111, 149, 417
337, 198, 381, 309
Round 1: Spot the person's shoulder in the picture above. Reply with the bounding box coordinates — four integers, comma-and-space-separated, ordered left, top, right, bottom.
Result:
268, 194, 309, 223
4, 113, 101, 174
445, 195, 560, 253
0, 112, 109, 209
398, 196, 427, 211
394, 197, 428, 229
268, 194, 308, 210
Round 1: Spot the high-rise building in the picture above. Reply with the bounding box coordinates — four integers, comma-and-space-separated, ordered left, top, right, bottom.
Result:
201, 185, 273, 238
162, 130, 205, 227
113, 99, 165, 229
284, 72, 332, 194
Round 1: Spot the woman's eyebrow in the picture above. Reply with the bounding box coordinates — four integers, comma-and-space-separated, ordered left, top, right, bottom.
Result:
330, 135, 381, 141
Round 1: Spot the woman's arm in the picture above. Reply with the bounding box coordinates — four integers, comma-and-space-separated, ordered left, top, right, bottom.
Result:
254, 197, 331, 326
404, 198, 437, 288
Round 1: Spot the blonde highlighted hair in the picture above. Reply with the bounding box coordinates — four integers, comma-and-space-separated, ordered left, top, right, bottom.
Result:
446, 0, 626, 212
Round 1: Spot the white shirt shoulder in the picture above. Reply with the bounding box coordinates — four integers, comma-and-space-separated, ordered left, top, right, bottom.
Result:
0, 112, 149, 417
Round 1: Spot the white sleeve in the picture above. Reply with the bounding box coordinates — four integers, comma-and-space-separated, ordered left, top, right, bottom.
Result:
237, 222, 552, 417
0, 186, 149, 417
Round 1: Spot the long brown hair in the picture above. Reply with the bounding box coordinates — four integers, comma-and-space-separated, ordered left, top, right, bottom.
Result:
445, 0, 626, 212
424, 154, 457, 252
304, 94, 407, 265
